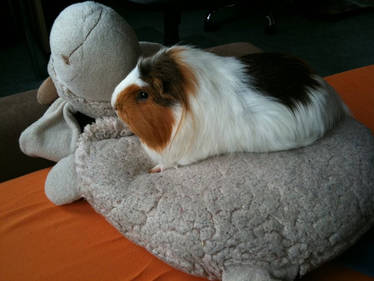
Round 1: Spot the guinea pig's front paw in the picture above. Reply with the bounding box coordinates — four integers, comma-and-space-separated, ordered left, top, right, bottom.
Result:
149, 164, 178, 174
148, 164, 178, 174
149, 163, 180, 173
149, 164, 164, 173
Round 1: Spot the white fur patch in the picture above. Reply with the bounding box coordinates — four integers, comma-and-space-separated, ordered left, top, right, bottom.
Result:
111, 65, 148, 108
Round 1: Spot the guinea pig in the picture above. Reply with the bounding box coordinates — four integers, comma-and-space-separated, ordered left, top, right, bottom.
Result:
111, 45, 348, 173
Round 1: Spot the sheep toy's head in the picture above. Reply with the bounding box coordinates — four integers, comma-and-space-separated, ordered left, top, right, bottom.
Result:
47, 1, 141, 118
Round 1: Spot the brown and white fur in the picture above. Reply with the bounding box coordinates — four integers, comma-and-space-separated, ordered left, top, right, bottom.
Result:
112, 46, 348, 173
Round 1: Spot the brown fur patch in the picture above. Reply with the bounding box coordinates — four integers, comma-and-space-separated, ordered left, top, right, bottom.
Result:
114, 84, 141, 112
114, 84, 175, 151
168, 47, 197, 103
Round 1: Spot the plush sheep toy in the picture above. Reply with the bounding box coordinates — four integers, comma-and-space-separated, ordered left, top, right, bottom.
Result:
19, 1, 162, 204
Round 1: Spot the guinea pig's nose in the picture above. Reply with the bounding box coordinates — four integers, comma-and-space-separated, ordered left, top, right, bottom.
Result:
113, 102, 118, 111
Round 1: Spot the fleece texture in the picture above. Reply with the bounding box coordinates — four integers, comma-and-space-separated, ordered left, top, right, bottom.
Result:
75, 116, 374, 281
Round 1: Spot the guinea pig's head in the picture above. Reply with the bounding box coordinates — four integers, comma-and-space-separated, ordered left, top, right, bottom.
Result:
111, 46, 196, 152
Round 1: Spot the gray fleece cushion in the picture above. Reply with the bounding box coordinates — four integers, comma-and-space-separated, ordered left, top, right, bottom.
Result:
75, 116, 374, 281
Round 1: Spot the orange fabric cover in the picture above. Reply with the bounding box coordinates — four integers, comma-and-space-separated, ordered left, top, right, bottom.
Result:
1, 65, 373, 281
325, 65, 374, 132
0, 169, 207, 281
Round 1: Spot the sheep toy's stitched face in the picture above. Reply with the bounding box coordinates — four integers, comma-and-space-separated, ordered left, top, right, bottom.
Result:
112, 47, 196, 152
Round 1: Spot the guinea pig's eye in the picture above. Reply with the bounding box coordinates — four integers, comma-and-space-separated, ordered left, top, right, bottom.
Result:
136, 91, 149, 101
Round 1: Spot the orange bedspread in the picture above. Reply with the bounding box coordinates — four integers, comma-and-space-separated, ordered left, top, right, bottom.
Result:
1, 65, 373, 281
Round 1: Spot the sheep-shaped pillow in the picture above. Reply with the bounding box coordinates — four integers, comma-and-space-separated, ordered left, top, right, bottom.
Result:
74, 115, 374, 281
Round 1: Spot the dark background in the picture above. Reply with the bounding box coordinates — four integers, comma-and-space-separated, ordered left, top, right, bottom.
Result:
0, 0, 373, 97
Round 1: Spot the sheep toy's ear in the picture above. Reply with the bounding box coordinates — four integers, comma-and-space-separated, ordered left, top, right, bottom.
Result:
37, 77, 58, 105
19, 98, 80, 162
